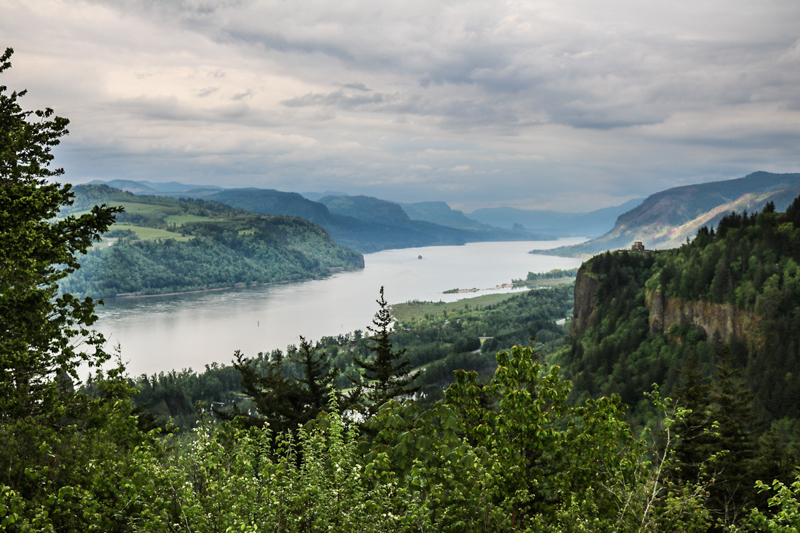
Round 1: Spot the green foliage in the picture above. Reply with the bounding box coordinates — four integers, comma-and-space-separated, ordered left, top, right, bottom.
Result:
146, 404, 408, 532
0, 47, 164, 531
734, 474, 800, 532
564, 197, 800, 422
59, 185, 364, 298
352, 287, 420, 417
524, 267, 579, 281
217, 339, 357, 433
0, 46, 120, 419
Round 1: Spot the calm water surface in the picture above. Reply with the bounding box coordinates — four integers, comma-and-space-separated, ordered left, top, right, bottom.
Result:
94, 238, 584, 376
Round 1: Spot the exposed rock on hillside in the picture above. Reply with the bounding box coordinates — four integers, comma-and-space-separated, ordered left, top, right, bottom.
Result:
571, 268, 599, 335
542, 171, 800, 258
646, 290, 760, 343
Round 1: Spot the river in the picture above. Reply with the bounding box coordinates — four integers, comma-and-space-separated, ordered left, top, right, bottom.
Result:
93, 238, 585, 376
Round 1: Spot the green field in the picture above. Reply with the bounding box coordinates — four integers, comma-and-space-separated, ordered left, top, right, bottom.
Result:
391, 292, 521, 323
164, 213, 218, 226
115, 201, 176, 214
112, 223, 194, 241
513, 276, 577, 289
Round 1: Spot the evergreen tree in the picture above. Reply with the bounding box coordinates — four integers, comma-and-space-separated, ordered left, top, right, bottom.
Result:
708, 345, 761, 526
352, 286, 420, 417
291, 336, 350, 418
218, 349, 309, 433
0, 47, 161, 531
221, 338, 356, 432
0, 47, 121, 420
670, 353, 717, 487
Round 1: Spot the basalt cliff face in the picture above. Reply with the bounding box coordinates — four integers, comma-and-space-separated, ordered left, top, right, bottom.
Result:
646, 290, 760, 342
571, 268, 599, 335
572, 269, 760, 343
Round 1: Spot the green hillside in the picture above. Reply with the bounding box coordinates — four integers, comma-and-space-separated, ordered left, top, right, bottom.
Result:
59, 185, 363, 298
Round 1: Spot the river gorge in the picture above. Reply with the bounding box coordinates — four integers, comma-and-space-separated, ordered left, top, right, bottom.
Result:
93, 238, 584, 376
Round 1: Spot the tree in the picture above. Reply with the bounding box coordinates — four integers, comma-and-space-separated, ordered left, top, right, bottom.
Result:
709, 345, 761, 526
221, 338, 357, 433
670, 353, 717, 487
218, 349, 308, 433
0, 46, 120, 421
0, 47, 161, 532
352, 286, 419, 417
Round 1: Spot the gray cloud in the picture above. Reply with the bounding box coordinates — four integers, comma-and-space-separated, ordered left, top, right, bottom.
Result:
2, 0, 798, 211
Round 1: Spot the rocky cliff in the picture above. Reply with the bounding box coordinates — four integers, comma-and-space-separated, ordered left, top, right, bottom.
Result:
646, 290, 760, 343
571, 268, 599, 335
572, 267, 760, 344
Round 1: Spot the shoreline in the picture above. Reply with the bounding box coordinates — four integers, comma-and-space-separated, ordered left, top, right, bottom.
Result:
109, 267, 361, 300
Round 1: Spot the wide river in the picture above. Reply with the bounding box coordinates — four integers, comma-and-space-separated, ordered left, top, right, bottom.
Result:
93, 238, 584, 376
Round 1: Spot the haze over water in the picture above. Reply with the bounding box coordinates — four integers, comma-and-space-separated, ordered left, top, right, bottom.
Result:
94, 238, 584, 376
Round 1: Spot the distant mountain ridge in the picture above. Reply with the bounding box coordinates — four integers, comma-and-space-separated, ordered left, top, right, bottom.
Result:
86, 180, 542, 252
468, 198, 644, 237
399, 201, 493, 230
202, 190, 545, 253
87, 179, 668, 252
543, 171, 800, 257
87, 179, 222, 195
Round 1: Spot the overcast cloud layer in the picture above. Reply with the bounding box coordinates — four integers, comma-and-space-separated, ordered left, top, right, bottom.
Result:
2, 0, 799, 211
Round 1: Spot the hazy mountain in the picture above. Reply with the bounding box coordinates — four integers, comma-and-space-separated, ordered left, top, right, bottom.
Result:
301, 191, 349, 202
400, 201, 492, 230
82, 180, 550, 252
206, 189, 338, 225
468, 198, 644, 237
543, 171, 800, 257
195, 189, 468, 252
321, 195, 411, 225
88, 179, 222, 195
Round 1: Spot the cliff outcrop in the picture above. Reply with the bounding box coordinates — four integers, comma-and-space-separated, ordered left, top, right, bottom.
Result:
572, 268, 599, 335
572, 266, 761, 344
646, 290, 760, 342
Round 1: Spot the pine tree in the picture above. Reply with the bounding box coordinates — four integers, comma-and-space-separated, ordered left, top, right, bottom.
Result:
217, 349, 308, 433
292, 336, 342, 418
352, 286, 420, 417
708, 344, 761, 526
670, 352, 717, 486
220, 338, 356, 432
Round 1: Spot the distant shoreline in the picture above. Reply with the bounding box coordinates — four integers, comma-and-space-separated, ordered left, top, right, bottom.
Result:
108, 269, 362, 300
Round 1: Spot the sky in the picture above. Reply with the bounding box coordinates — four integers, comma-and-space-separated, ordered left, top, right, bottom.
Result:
2, 0, 799, 212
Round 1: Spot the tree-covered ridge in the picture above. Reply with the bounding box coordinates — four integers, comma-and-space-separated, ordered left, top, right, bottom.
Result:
656, 197, 800, 312
563, 195, 800, 424
59, 184, 363, 298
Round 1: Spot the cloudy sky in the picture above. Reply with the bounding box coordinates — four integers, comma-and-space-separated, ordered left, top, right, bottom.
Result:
2, 0, 799, 211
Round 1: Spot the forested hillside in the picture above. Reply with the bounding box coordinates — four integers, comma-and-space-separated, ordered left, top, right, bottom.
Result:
59, 185, 363, 298
564, 196, 800, 423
